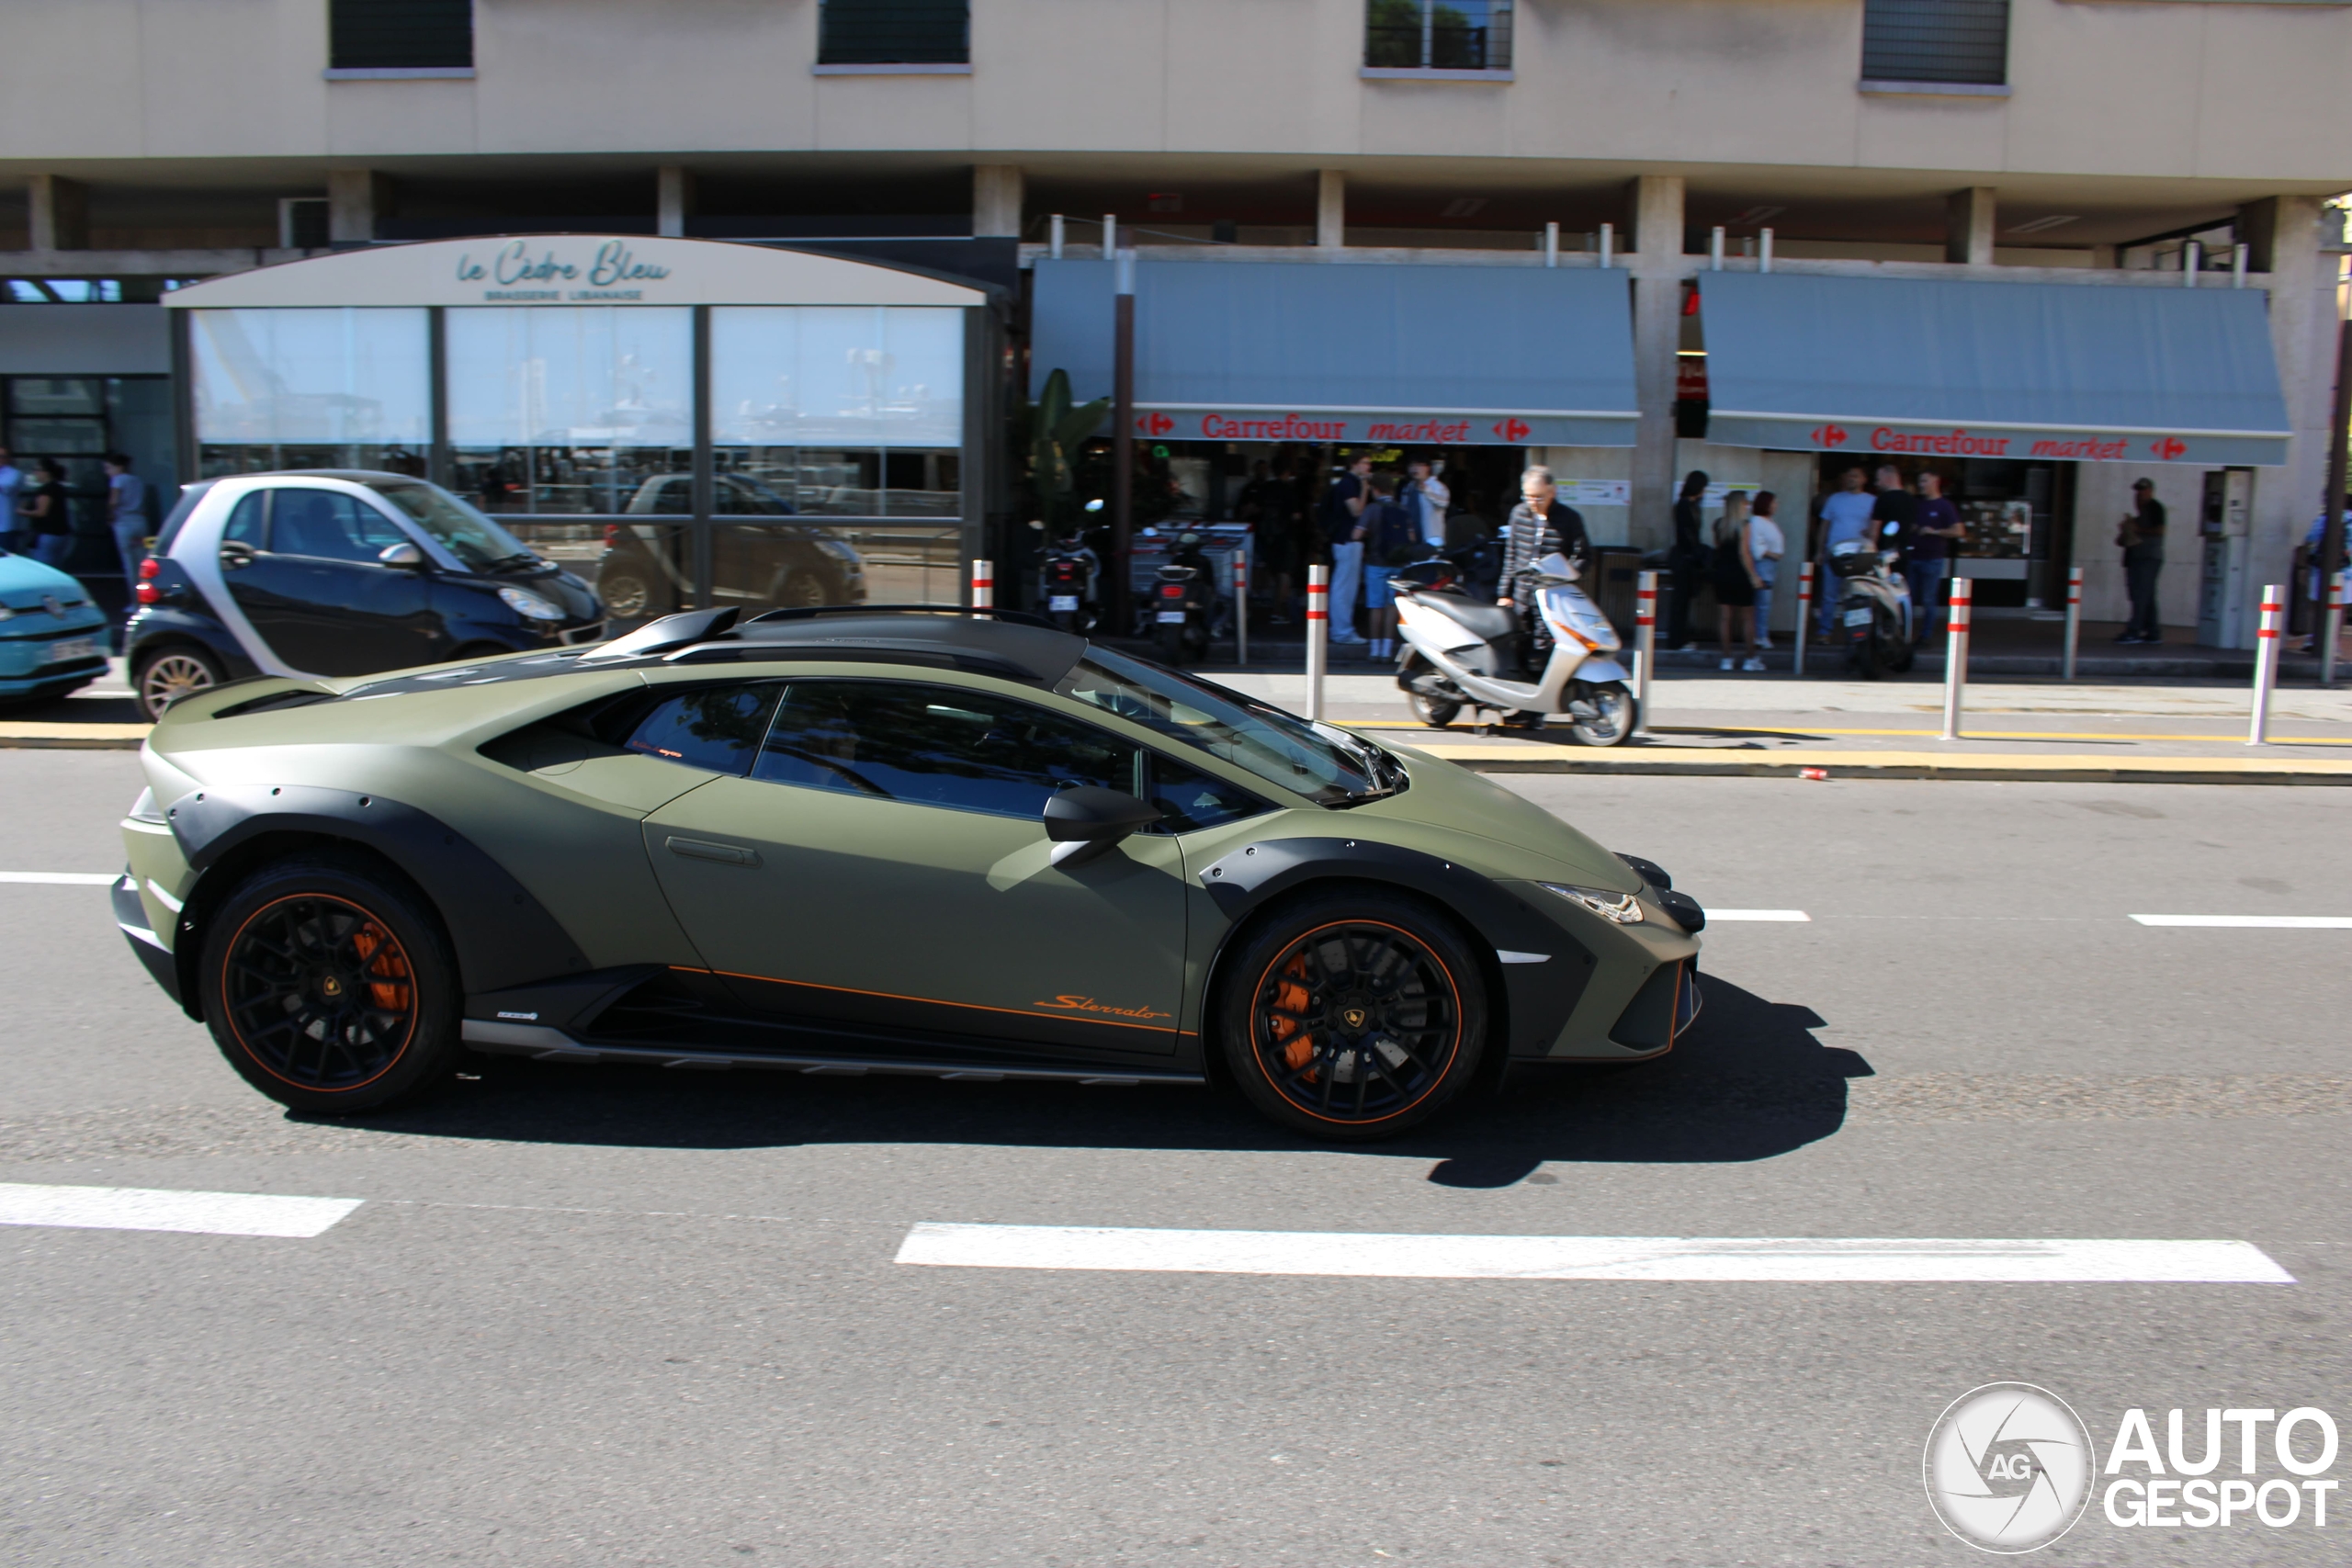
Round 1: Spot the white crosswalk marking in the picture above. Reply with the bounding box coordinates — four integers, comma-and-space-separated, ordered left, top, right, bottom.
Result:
0, 1183, 363, 1238
896, 1224, 2293, 1283
2131, 914, 2352, 929
1702, 909, 1810, 921
0, 872, 119, 886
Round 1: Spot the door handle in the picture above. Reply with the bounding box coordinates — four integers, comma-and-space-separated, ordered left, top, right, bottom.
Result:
664, 836, 761, 868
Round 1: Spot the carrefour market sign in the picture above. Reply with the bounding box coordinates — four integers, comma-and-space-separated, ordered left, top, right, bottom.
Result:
1136, 408, 1637, 448
1707, 412, 2287, 468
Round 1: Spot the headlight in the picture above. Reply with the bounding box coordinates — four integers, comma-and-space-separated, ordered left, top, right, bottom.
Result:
1537, 882, 1645, 924
497, 586, 564, 622
0, 605, 15, 620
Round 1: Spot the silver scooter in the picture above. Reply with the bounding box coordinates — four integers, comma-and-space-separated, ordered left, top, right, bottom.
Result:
1827, 537, 1916, 680
1393, 551, 1637, 747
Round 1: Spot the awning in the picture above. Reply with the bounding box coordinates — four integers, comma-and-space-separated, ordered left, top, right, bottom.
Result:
1029, 260, 1637, 446
1699, 272, 2291, 467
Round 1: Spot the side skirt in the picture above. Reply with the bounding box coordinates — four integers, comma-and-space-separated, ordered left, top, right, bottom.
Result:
459, 1021, 1204, 1088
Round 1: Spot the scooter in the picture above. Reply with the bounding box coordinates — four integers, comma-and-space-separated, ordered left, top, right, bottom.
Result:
1393, 550, 1637, 747
1041, 536, 1098, 634
1828, 538, 1915, 680
1148, 533, 1218, 663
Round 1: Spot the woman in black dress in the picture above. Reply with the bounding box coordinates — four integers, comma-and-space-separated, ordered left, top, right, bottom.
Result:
1711, 489, 1760, 671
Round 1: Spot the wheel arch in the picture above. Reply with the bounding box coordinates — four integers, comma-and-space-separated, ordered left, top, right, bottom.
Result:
1192, 837, 1595, 1068
164, 786, 591, 1021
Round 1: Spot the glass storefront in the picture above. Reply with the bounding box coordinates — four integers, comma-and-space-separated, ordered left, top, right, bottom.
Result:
185, 288, 978, 626
1814, 453, 2073, 608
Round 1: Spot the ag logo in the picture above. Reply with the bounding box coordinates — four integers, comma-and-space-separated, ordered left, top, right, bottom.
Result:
1923, 1382, 2095, 1553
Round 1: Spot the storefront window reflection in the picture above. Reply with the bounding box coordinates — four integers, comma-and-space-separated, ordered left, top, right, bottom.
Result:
447, 306, 693, 514
190, 307, 431, 476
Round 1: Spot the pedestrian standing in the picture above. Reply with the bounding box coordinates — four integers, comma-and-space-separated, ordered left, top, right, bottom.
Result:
1359, 472, 1421, 660
2295, 496, 2352, 651
1710, 490, 1761, 671
19, 458, 73, 568
1237, 459, 1292, 624
2116, 477, 2166, 644
1815, 466, 1875, 641
1402, 457, 1451, 553
1319, 453, 1371, 646
1747, 490, 1785, 651
105, 452, 149, 589
0, 445, 23, 554
1667, 469, 1708, 649
1907, 470, 1965, 644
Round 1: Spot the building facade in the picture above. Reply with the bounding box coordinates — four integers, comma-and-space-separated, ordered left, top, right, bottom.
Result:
3, 0, 2346, 637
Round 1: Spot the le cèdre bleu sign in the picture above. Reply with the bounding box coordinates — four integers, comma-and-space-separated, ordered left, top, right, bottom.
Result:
457, 239, 673, 302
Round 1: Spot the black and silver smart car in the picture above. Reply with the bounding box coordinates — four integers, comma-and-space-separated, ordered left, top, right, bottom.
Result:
125, 471, 604, 718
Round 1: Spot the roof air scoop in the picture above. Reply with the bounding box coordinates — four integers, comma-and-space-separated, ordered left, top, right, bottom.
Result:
582, 607, 740, 660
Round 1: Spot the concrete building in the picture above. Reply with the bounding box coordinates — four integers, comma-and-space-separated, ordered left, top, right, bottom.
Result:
3, 0, 2346, 640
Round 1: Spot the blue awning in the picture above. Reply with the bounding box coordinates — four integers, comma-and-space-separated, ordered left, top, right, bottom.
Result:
1699, 272, 2291, 467
1029, 260, 1637, 446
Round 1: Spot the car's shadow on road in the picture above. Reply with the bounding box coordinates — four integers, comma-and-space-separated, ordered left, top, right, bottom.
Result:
311, 976, 1869, 1185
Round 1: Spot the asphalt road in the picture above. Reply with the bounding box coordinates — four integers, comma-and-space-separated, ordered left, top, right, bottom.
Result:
5, 750, 2349, 1565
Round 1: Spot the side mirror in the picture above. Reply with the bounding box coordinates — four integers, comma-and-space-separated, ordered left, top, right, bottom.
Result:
1043, 785, 1163, 867
378, 542, 425, 569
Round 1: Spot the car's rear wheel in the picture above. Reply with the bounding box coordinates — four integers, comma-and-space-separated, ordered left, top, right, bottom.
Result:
774, 570, 831, 609
132, 645, 225, 719
599, 570, 662, 620
197, 853, 463, 1114
1216, 890, 1488, 1140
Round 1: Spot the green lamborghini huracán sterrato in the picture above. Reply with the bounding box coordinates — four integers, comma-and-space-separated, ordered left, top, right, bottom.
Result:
113, 607, 1704, 1139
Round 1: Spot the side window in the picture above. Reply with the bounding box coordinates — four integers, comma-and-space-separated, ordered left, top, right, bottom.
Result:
1147, 754, 1270, 833
268, 489, 411, 563
626, 683, 784, 774
221, 491, 268, 550
754, 681, 1139, 819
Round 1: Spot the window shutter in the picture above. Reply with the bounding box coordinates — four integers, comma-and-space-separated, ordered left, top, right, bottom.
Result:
1862, 0, 2008, 87
819, 1, 971, 66
330, 0, 474, 71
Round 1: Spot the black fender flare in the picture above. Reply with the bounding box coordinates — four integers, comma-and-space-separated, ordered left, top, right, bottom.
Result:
164, 784, 592, 1004
1193, 836, 1594, 1058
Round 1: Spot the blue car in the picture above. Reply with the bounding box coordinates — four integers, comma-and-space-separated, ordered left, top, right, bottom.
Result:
0, 547, 110, 705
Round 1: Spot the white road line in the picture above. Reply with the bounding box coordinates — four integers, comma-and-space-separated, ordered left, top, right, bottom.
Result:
0, 1183, 362, 1238
2131, 914, 2352, 929
896, 1224, 2293, 1283
0, 872, 118, 886
1702, 909, 1810, 921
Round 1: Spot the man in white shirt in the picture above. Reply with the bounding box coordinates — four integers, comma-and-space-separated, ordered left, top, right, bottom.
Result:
1403, 457, 1450, 550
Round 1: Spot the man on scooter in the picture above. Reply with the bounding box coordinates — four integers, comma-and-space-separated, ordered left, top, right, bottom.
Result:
1497, 467, 1590, 719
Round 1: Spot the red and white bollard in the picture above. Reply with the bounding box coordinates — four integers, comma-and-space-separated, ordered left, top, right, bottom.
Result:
1792, 560, 1814, 677
969, 557, 994, 615
1634, 570, 1659, 737
1940, 577, 1973, 740
1305, 563, 1329, 721
2250, 582, 2284, 744
1231, 548, 1249, 664
2062, 564, 2084, 682
2324, 570, 2344, 689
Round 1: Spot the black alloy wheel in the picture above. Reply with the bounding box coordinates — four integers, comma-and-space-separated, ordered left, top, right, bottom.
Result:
1218, 892, 1487, 1139
198, 854, 463, 1112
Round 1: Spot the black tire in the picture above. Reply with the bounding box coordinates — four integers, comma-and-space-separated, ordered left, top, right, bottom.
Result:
1852, 622, 1883, 680
1566, 681, 1635, 747
1159, 622, 1189, 663
772, 570, 831, 610
597, 569, 663, 622
1889, 644, 1917, 674
196, 852, 464, 1114
132, 643, 227, 720
1408, 690, 1461, 728
1215, 888, 1489, 1140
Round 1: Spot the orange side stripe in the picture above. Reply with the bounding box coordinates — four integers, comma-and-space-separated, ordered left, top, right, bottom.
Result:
672, 965, 1185, 1033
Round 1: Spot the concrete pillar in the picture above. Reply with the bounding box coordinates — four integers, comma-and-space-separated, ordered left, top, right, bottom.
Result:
1317, 170, 1346, 251
327, 169, 392, 243
1628, 175, 1687, 552
1945, 186, 1996, 266
972, 164, 1024, 239
27, 175, 88, 251
2241, 195, 2337, 638
657, 166, 695, 238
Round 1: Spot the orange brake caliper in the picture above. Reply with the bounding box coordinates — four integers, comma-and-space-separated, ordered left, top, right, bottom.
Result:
1270, 953, 1316, 1075
352, 924, 412, 1012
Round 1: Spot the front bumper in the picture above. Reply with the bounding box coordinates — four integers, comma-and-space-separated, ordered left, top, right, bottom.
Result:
111, 873, 182, 1005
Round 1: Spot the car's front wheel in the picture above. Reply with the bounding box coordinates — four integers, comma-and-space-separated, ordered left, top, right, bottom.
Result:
197, 853, 464, 1114
132, 644, 226, 719
1216, 890, 1488, 1140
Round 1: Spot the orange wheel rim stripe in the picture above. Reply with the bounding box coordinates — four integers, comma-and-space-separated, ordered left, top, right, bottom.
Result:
1249, 918, 1463, 1126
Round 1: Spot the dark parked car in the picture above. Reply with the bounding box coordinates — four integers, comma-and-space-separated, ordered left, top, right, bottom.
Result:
594, 473, 867, 622
125, 471, 604, 718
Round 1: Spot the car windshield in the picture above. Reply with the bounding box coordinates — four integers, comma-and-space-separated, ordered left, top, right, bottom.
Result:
1056, 649, 1397, 807
364, 480, 540, 572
